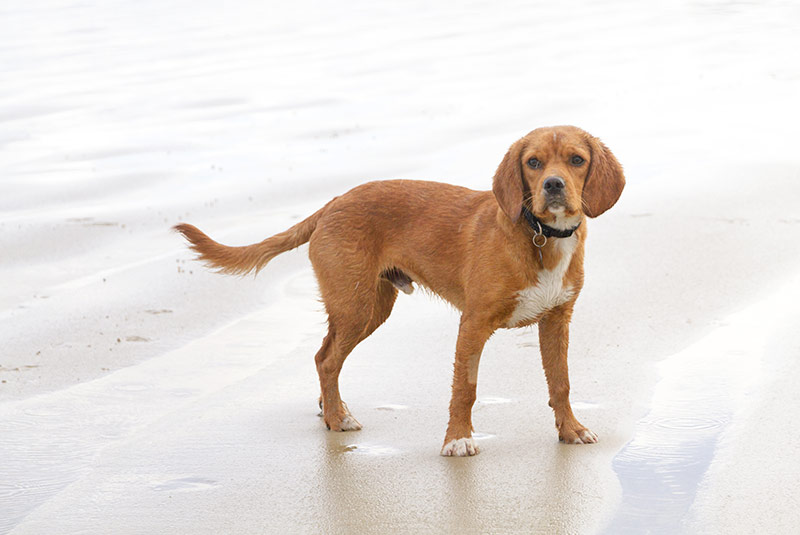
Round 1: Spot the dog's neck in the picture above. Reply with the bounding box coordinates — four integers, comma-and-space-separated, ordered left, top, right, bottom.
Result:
520, 205, 581, 239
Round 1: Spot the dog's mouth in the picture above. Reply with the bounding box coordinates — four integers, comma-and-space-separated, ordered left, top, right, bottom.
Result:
546, 200, 567, 214
536, 197, 576, 217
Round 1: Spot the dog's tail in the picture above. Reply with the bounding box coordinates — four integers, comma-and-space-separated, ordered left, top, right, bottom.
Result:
173, 205, 327, 276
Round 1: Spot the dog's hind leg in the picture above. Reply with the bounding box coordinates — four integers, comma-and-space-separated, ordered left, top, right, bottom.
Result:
313, 278, 398, 431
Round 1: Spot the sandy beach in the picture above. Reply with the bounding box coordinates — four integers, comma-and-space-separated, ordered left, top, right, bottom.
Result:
2, 1, 800, 533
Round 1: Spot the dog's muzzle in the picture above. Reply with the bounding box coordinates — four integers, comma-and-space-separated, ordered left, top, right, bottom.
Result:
543, 176, 566, 196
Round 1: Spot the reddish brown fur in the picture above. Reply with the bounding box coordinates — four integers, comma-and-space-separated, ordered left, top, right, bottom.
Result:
174, 125, 624, 456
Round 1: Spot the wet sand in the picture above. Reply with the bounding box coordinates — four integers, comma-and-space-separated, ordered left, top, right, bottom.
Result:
4, 166, 800, 534
2, 1, 800, 533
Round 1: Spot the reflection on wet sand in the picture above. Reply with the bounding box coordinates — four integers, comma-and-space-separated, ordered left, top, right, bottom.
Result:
316, 422, 616, 534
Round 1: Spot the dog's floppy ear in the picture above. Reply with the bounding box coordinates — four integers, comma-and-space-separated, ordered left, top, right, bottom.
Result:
492, 138, 526, 223
582, 135, 625, 218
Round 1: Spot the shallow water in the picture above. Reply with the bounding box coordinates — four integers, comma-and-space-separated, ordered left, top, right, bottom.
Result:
604, 276, 799, 533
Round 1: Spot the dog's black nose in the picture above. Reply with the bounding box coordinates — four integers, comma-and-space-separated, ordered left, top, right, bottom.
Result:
543, 176, 565, 193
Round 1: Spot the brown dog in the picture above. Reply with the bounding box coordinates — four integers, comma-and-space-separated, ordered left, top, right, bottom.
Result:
175, 125, 624, 456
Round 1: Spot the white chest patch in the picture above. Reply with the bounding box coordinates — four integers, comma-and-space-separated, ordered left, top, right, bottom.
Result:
506, 235, 577, 327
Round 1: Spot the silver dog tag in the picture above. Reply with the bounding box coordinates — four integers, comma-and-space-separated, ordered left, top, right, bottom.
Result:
532, 228, 547, 267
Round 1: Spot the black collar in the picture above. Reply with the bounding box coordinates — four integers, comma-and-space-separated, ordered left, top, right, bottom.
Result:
520, 205, 581, 238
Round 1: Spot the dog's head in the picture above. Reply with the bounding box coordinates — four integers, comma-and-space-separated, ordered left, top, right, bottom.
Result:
492, 126, 625, 227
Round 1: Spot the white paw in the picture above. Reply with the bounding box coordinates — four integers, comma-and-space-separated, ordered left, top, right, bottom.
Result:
569, 429, 598, 444
440, 437, 479, 457
338, 414, 362, 431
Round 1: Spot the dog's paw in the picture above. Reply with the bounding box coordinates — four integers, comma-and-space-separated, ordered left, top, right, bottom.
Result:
320, 399, 362, 431
559, 427, 598, 444
337, 414, 363, 431
440, 437, 479, 457
326, 413, 362, 432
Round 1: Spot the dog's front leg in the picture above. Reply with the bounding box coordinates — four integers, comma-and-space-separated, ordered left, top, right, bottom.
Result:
538, 306, 598, 444
441, 314, 494, 457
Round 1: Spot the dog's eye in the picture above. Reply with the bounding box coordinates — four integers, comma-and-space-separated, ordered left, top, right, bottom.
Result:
527, 158, 542, 169
570, 155, 585, 166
